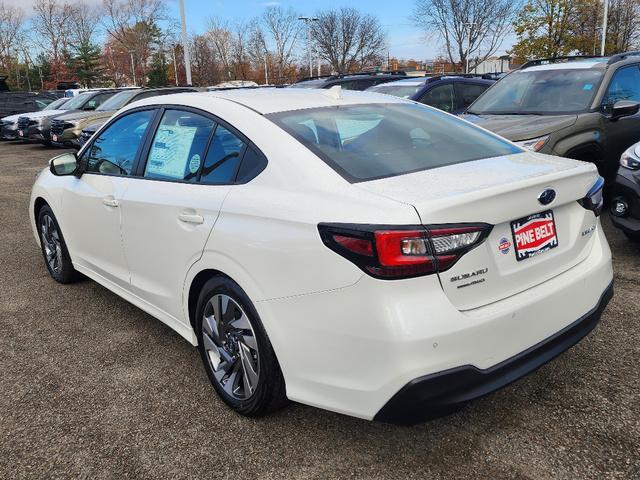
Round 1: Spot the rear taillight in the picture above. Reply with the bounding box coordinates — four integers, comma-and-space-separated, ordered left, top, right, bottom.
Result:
318, 223, 492, 279
578, 176, 605, 217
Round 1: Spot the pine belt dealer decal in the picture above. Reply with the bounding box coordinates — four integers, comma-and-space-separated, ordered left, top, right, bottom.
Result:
510, 210, 558, 262
498, 237, 511, 254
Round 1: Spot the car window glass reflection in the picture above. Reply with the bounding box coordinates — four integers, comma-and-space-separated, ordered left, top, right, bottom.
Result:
200, 125, 246, 184
85, 110, 154, 176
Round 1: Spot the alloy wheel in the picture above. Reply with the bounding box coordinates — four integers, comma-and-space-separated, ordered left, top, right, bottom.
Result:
202, 294, 260, 400
40, 214, 62, 275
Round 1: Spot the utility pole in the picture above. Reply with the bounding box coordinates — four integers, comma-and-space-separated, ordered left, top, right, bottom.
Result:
265, 54, 269, 85
179, 0, 192, 85
129, 51, 137, 86
600, 0, 609, 56
298, 16, 318, 77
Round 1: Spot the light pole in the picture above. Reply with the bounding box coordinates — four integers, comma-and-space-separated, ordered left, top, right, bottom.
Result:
298, 16, 318, 77
600, 0, 609, 56
463, 22, 477, 74
178, 0, 192, 85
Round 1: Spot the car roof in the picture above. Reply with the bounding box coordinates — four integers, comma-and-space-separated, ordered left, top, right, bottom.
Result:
375, 76, 493, 87
521, 58, 609, 72
132, 88, 410, 115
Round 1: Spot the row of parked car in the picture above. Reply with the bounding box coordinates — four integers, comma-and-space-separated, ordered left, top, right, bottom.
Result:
4, 53, 640, 239
0, 87, 196, 148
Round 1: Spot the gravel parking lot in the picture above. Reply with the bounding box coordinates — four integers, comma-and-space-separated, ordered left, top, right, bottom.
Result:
1, 141, 639, 480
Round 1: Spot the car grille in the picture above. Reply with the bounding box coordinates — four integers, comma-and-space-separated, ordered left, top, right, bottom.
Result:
50, 120, 73, 137
17, 117, 33, 130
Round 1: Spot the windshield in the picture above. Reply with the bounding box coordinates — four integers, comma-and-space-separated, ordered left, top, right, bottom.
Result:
468, 68, 604, 115
62, 93, 93, 110
269, 103, 521, 182
289, 79, 327, 89
44, 97, 69, 111
97, 90, 138, 111
367, 83, 424, 98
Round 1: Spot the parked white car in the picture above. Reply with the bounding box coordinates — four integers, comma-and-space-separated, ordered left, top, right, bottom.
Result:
29, 88, 613, 424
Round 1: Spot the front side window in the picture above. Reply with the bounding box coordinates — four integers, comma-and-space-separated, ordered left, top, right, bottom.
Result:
200, 125, 246, 184
419, 84, 455, 112
603, 66, 640, 105
85, 109, 155, 176
269, 103, 521, 182
144, 109, 215, 182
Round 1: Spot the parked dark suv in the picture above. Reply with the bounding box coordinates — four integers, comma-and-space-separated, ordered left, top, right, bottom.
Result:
289, 71, 407, 91
366, 75, 494, 114
463, 53, 640, 177
0, 92, 55, 117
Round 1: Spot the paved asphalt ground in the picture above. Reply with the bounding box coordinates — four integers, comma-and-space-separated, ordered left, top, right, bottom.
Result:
1, 142, 639, 480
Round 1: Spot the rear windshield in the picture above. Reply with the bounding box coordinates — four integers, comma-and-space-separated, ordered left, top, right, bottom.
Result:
367, 82, 424, 98
268, 103, 521, 182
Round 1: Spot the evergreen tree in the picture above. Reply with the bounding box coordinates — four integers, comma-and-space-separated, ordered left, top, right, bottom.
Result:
71, 42, 103, 88
147, 50, 168, 87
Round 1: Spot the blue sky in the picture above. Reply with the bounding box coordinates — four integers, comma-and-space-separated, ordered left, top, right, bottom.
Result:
166, 0, 516, 60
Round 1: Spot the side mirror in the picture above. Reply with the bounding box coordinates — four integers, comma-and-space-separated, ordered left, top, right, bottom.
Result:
49, 153, 79, 176
611, 100, 640, 121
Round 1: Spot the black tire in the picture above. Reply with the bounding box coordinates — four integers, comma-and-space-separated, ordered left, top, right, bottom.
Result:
195, 276, 288, 416
37, 204, 80, 284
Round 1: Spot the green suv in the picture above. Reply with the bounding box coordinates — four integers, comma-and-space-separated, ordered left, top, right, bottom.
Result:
463, 52, 640, 177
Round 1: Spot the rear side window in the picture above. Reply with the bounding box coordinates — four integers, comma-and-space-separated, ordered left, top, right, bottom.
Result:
200, 125, 246, 184
456, 83, 489, 109
419, 84, 455, 112
236, 146, 267, 183
144, 109, 215, 182
269, 103, 521, 182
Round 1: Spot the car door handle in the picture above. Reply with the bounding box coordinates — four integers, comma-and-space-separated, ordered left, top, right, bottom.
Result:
178, 213, 204, 225
102, 197, 119, 208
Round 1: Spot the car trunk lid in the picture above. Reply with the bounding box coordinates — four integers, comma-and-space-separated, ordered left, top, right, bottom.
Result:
356, 153, 600, 310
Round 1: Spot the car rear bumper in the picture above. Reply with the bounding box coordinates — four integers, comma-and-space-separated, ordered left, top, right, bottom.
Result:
257, 222, 613, 422
374, 280, 613, 425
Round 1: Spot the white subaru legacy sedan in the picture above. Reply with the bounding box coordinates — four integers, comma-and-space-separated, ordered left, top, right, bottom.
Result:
30, 88, 613, 425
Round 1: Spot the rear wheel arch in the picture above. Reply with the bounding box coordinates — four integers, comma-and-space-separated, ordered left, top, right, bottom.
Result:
188, 269, 244, 332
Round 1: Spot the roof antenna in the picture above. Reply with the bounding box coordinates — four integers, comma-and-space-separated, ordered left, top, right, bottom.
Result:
323, 85, 343, 100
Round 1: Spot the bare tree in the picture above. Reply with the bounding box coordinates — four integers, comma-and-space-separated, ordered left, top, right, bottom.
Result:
262, 6, 301, 82
69, 3, 102, 47
32, 0, 73, 66
312, 8, 386, 74
413, 0, 521, 72
0, 2, 24, 74
206, 18, 234, 80
607, 0, 640, 52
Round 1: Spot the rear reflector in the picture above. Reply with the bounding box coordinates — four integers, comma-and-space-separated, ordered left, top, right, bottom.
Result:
318, 223, 492, 279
